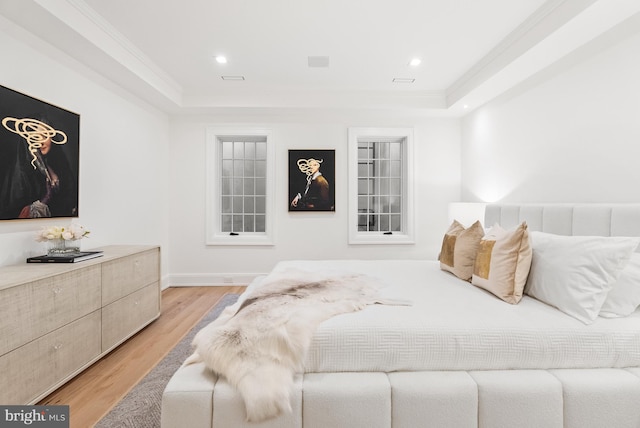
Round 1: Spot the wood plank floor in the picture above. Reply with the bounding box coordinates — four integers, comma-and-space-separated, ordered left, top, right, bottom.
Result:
38, 285, 245, 428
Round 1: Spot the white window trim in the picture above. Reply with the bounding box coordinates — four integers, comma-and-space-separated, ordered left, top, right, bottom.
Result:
348, 127, 415, 245
205, 128, 275, 246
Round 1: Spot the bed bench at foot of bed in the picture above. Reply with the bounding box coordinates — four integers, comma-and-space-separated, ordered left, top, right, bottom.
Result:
161, 363, 640, 428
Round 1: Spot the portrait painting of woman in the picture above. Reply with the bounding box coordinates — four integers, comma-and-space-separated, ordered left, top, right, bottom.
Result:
0, 85, 80, 220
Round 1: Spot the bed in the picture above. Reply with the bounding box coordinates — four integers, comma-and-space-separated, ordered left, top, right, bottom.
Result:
162, 203, 640, 428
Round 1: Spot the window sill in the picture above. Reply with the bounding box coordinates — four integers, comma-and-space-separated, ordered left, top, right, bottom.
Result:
206, 234, 275, 246
348, 233, 415, 245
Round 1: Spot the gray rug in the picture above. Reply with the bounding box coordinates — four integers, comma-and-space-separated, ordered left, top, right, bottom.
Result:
95, 293, 239, 428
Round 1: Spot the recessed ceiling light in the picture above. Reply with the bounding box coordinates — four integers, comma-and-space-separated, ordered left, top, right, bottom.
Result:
215, 56, 227, 64
221, 76, 245, 80
409, 58, 421, 66
393, 78, 415, 83
463, 104, 469, 109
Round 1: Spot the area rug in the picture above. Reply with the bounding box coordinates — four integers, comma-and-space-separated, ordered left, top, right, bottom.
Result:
95, 293, 240, 428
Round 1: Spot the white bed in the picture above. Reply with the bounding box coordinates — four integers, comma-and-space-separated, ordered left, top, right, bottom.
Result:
162, 203, 640, 428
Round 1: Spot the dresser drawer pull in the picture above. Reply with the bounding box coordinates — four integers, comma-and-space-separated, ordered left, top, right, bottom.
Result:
134, 300, 140, 306
53, 343, 63, 350
52, 287, 62, 294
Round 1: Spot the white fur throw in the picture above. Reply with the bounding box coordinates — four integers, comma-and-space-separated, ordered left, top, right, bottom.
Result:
186, 269, 394, 422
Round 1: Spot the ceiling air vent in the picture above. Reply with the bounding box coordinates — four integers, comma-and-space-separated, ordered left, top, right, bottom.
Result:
308, 56, 330, 68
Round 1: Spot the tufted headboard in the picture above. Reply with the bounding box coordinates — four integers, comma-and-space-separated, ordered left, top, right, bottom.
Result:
484, 204, 640, 238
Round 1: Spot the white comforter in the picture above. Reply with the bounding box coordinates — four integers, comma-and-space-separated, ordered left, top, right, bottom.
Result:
251, 260, 640, 372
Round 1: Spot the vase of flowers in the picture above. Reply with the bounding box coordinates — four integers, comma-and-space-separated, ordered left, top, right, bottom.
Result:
35, 224, 90, 255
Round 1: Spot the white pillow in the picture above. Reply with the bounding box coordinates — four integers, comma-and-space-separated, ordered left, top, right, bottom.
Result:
525, 232, 640, 324
599, 253, 640, 318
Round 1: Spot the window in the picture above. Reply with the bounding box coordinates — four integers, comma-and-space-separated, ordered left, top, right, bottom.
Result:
348, 128, 414, 244
206, 129, 274, 245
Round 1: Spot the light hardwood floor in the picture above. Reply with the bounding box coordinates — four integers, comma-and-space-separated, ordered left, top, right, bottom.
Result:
38, 285, 245, 428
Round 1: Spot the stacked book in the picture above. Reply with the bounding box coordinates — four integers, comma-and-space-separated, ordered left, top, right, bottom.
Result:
27, 251, 104, 263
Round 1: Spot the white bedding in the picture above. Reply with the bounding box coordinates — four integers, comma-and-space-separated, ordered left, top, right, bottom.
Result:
254, 259, 640, 372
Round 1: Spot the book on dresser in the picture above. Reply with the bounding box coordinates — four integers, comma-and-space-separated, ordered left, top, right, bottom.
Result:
26, 251, 104, 263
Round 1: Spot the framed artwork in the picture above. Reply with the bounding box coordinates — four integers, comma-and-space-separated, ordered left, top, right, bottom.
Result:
288, 149, 335, 212
0, 85, 80, 220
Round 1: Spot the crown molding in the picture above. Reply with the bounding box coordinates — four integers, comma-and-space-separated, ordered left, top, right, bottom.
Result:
445, 0, 640, 111
446, 0, 596, 107
33, 0, 183, 106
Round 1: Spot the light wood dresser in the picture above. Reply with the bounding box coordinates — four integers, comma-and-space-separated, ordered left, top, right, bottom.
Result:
0, 245, 161, 404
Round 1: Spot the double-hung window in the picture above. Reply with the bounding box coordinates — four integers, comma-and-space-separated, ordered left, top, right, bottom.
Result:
206, 129, 274, 245
348, 128, 414, 244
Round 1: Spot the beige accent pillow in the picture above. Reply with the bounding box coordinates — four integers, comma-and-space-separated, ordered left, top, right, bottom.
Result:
439, 220, 484, 281
471, 222, 532, 304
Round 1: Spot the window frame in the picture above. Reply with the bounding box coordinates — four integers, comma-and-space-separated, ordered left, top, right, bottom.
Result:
348, 127, 415, 245
205, 128, 275, 246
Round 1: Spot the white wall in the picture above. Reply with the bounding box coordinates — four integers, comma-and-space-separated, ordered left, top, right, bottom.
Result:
0, 17, 461, 286
168, 112, 461, 284
0, 18, 171, 280
461, 21, 640, 204
12, 7, 637, 286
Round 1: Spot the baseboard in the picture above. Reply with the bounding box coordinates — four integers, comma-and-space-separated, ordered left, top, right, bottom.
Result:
161, 274, 171, 290
167, 273, 263, 287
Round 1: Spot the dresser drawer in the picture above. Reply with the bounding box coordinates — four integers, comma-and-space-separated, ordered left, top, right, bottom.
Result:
102, 248, 159, 305
102, 282, 160, 351
0, 265, 101, 356
0, 310, 101, 404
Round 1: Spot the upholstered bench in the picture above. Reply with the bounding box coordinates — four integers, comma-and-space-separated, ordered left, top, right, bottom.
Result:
161, 365, 640, 428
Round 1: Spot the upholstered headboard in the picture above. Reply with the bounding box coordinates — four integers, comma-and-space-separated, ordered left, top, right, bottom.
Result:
484, 204, 640, 238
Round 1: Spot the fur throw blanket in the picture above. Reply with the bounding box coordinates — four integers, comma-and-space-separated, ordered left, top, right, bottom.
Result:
186, 268, 401, 422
